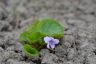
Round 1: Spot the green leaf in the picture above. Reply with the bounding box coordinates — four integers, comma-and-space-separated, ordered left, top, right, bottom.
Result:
19, 31, 30, 43
20, 32, 44, 44
23, 44, 39, 57
27, 18, 64, 38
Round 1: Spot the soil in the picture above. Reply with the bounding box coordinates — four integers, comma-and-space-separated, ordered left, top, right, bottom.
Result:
0, 0, 96, 64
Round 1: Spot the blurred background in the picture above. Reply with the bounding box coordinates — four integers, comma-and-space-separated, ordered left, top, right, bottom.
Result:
0, 0, 96, 64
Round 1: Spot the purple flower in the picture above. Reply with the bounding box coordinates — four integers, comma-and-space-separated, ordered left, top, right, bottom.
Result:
44, 36, 59, 49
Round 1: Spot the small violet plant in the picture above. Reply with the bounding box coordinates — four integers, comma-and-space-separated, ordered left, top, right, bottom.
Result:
44, 36, 59, 49
20, 18, 64, 57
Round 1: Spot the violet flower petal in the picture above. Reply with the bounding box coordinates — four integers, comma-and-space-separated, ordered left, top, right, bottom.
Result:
44, 36, 51, 43
50, 44, 55, 49
54, 39, 59, 44
47, 44, 50, 48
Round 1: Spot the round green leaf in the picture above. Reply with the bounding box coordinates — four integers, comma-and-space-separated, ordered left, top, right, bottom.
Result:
20, 31, 44, 44
30, 18, 64, 38
23, 44, 39, 57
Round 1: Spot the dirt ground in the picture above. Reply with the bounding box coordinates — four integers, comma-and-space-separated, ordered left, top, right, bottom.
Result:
0, 0, 96, 64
